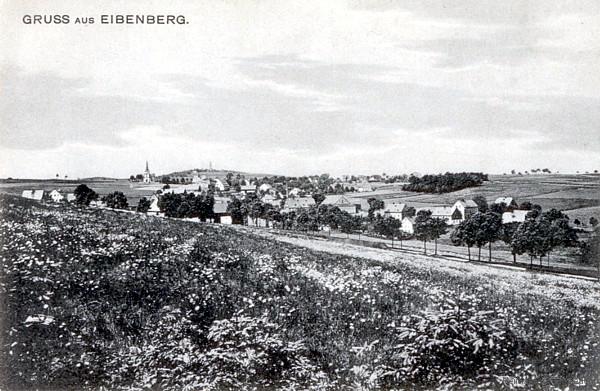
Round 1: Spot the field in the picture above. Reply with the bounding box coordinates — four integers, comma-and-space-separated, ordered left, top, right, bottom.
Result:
1, 194, 600, 390
351, 174, 600, 215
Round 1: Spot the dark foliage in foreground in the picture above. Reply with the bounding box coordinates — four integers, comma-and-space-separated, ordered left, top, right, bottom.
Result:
0, 195, 599, 390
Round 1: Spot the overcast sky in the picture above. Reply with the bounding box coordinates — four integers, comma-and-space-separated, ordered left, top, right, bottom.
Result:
1, 0, 600, 178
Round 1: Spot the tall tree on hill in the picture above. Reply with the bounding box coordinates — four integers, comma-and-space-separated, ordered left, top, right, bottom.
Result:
312, 193, 326, 205
404, 206, 416, 218
74, 184, 98, 206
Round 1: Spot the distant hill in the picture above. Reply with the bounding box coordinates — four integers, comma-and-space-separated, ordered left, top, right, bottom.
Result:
160, 168, 277, 180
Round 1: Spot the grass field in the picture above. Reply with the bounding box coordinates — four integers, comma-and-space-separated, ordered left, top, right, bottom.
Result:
350, 174, 600, 215
1, 195, 599, 390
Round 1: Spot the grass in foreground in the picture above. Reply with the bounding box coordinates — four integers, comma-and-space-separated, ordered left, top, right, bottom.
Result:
0, 195, 599, 390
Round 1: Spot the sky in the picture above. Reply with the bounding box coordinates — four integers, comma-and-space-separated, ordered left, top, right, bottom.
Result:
1, 0, 600, 178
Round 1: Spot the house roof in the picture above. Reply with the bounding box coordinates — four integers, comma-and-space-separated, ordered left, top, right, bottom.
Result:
213, 202, 229, 214
430, 206, 453, 216
322, 195, 353, 206
456, 199, 478, 208
384, 203, 406, 213
284, 197, 315, 209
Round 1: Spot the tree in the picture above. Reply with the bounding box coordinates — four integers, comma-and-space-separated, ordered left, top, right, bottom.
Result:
74, 184, 98, 206
451, 220, 477, 260
404, 206, 416, 218
590, 217, 599, 227
414, 210, 433, 255
137, 197, 151, 213
135, 174, 144, 181
102, 191, 129, 210
472, 195, 488, 213
489, 203, 506, 215
367, 198, 384, 219
429, 217, 448, 255
227, 197, 247, 225
501, 222, 521, 263
480, 212, 503, 262
519, 201, 533, 210
312, 193, 326, 205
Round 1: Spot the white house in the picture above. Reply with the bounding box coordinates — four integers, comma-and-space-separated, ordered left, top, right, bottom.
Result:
49, 190, 64, 202
148, 195, 161, 215
502, 210, 529, 224
382, 202, 406, 220
261, 194, 281, 207
22, 190, 44, 201
66, 193, 76, 202
258, 183, 273, 193
283, 197, 315, 212
321, 195, 358, 214
288, 187, 302, 197
212, 199, 232, 224
401, 217, 415, 234
449, 199, 479, 223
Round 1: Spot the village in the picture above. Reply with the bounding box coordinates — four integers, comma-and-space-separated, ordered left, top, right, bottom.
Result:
18, 161, 599, 275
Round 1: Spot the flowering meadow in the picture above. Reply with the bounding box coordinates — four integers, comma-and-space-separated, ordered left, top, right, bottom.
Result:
1, 194, 599, 390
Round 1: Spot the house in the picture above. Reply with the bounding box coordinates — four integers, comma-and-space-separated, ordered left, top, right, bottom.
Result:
66, 193, 76, 202
22, 190, 44, 201
261, 194, 281, 207
49, 190, 64, 202
401, 217, 415, 234
89, 200, 106, 208
258, 183, 273, 193
502, 210, 529, 224
288, 187, 302, 197
213, 178, 229, 191
212, 200, 232, 224
356, 182, 373, 192
382, 202, 406, 220
147, 195, 161, 215
321, 195, 358, 214
283, 197, 315, 212
450, 199, 479, 223
494, 197, 518, 209
430, 206, 454, 223
240, 184, 256, 194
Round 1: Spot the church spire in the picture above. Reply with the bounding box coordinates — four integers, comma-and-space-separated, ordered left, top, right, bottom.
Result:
145, 160, 149, 172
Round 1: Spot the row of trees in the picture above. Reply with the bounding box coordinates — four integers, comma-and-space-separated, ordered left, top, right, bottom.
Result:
451, 208, 578, 265
402, 172, 488, 194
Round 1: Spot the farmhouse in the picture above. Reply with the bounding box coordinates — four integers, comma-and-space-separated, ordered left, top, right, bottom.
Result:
66, 193, 76, 202
502, 210, 529, 224
382, 202, 406, 220
240, 183, 256, 194
49, 190, 64, 202
283, 197, 315, 212
261, 194, 281, 207
212, 201, 232, 224
147, 195, 161, 215
321, 195, 358, 214
450, 199, 479, 223
21, 190, 45, 201
430, 206, 454, 222
258, 183, 273, 193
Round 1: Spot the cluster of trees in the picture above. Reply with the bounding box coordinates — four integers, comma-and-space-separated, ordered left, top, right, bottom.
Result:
158, 192, 215, 220
279, 205, 362, 234
101, 192, 129, 210
451, 207, 579, 265
129, 174, 145, 182
402, 172, 488, 194
73, 184, 98, 206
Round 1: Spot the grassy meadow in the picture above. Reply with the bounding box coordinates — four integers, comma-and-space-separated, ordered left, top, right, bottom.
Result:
1, 194, 599, 390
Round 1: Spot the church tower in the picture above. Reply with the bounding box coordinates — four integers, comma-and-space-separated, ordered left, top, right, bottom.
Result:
143, 161, 151, 183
